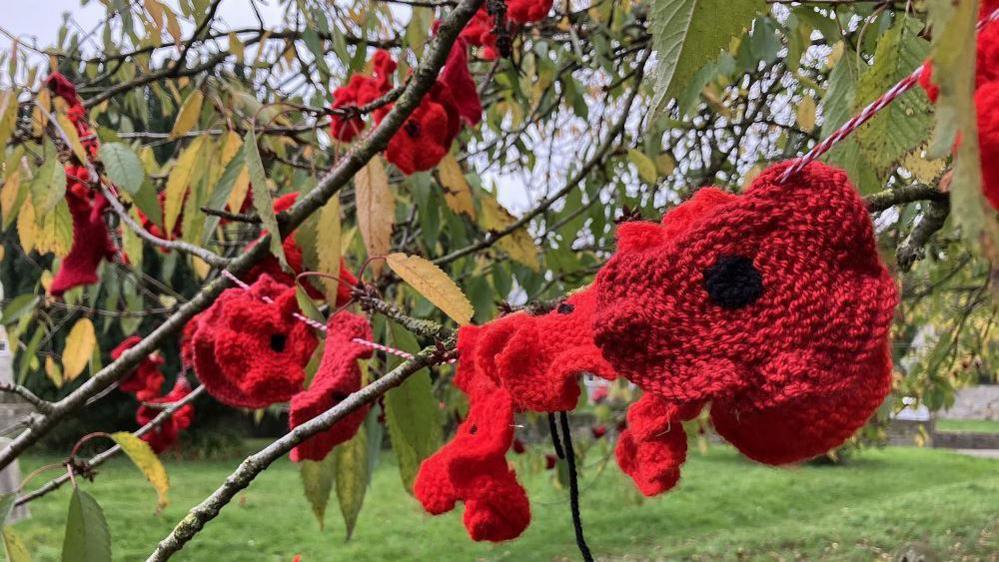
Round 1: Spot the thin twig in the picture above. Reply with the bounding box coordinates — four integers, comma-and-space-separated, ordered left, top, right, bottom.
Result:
0, 384, 53, 414
146, 343, 453, 561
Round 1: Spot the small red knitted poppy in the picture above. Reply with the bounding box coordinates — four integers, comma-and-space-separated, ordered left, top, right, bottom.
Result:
191, 274, 318, 408
112, 336, 165, 402
135, 378, 195, 454
329, 50, 397, 142
50, 172, 118, 296
383, 83, 462, 175
506, 0, 553, 24
460, 9, 500, 60
289, 311, 374, 462
440, 39, 483, 127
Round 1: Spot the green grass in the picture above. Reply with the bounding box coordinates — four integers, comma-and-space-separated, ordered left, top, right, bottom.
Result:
11, 445, 999, 561
936, 418, 999, 434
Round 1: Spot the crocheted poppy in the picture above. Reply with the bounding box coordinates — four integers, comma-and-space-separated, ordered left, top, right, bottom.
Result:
507, 0, 553, 24
595, 160, 897, 474
112, 336, 166, 402
440, 38, 483, 127
135, 378, 195, 454
383, 82, 461, 175
191, 274, 318, 408
460, 9, 500, 60
414, 288, 612, 540
289, 311, 374, 462
50, 172, 118, 296
329, 50, 397, 142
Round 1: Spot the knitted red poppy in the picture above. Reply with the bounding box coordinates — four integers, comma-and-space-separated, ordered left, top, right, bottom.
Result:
289, 311, 374, 462
507, 0, 553, 24
112, 336, 165, 402
919, 10, 999, 209
50, 171, 118, 296
135, 378, 195, 454
596, 161, 897, 476
460, 9, 500, 60
191, 274, 318, 408
414, 288, 613, 540
383, 83, 462, 175
329, 50, 397, 142
440, 39, 483, 127
47, 73, 118, 297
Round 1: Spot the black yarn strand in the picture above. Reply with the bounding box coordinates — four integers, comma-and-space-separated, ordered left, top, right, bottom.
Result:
548, 412, 565, 459
558, 411, 594, 562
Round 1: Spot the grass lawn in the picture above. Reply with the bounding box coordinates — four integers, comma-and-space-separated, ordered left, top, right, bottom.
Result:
936, 418, 999, 434
10, 444, 999, 561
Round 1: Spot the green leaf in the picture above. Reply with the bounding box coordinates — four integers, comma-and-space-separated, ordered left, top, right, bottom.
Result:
61, 488, 111, 562
110, 432, 169, 510
334, 424, 368, 540
200, 150, 245, 244
29, 158, 66, 216
2, 527, 31, 562
243, 130, 286, 267
1, 294, 38, 326
853, 17, 932, 176
650, 0, 763, 115
299, 455, 336, 530
98, 143, 145, 195
164, 136, 206, 236
0, 90, 18, 153
0, 493, 15, 526
627, 149, 659, 184
384, 322, 442, 492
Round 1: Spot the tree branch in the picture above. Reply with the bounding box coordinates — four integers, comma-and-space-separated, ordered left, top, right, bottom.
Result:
864, 183, 949, 213
0, 384, 53, 414
13, 385, 205, 508
433, 49, 650, 267
897, 198, 951, 272
0, 0, 484, 471
146, 344, 452, 561
354, 291, 450, 339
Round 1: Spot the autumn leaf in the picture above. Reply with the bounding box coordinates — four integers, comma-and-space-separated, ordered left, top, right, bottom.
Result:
300, 455, 335, 529
627, 149, 659, 184
355, 157, 394, 275
479, 195, 540, 271
436, 153, 475, 218
111, 432, 170, 511
55, 110, 88, 165
170, 90, 204, 139
386, 253, 473, 325
796, 95, 817, 133
316, 195, 343, 304
164, 136, 206, 236
62, 318, 96, 381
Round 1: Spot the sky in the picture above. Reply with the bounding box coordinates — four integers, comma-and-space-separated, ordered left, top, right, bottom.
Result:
3, 0, 535, 211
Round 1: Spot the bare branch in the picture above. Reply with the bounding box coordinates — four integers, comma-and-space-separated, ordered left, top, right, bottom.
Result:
0, 384, 53, 414
897, 198, 952, 272
146, 343, 452, 561
865, 184, 949, 213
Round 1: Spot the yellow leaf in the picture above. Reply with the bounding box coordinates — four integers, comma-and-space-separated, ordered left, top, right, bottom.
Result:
436, 154, 475, 218
62, 318, 96, 382
479, 195, 540, 271
170, 90, 204, 139
387, 253, 473, 325
45, 356, 63, 388
191, 255, 211, 280
32, 88, 50, 138
355, 157, 394, 276
55, 110, 88, 164
796, 95, 817, 133
827, 41, 845, 67
219, 130, 243, 167
1, 170, 22, 228
0, 90, 19, 152
316, 195, 343, 305
627, 149, 659, 184
164, 136, 206, 235
111, 431, 170, 510
229, 32, 245, 63
226, 165, 251, 213
35, 198, 73, 257
139, 146, 159, 175
655, 153, 676, 176
903, 149, 947, 184
16, 196, 37, 254
2, 527, 31, 562
742, 164, 764, 190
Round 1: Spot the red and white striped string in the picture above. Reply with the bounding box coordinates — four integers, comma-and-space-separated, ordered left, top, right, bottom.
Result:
779, 6, 999, 183
219, 270, 455, 363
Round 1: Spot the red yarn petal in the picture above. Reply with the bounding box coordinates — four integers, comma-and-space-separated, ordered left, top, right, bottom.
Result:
289, 311, 374, 462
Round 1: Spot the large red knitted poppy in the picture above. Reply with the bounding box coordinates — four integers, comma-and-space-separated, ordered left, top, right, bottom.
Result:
135, 378, 195, 454
112, 336, 165, 402
289, 311, 374, 462
507, 0, 553, 24
415, 161, 897, 541
383, 82, 462, 175
191, 274, 318, 408
460, 9, 500, 60
596, 161, 897, 472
